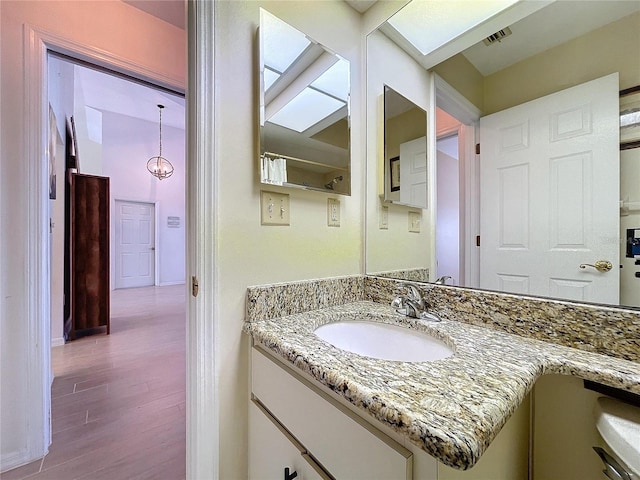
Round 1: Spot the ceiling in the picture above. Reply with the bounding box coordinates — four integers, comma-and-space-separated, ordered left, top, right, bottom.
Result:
460, 0, 640, 76
122, 0, 186, 29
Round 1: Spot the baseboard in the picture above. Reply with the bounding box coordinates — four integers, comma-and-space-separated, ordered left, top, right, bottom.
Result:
157, 281, 186, 287
0, 448, 40, 475
51, 337, 65, 348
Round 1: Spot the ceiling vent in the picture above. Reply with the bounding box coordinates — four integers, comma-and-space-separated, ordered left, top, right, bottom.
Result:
483, 27, 512, 46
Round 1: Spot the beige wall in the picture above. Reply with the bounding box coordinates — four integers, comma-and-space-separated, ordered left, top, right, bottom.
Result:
366, 29, 433, 275
431, 11, 640, 115
214, 1, 363, 477
431, 54, 484, 112
484, 11, 640, 114
0, 0, 185, 471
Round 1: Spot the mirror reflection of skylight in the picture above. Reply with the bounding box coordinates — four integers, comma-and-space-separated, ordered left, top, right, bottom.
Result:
310, 58, 350, 101
261, 9, 311, 72
264, 67, 280, 91
387, 0, 518, 55
269, 88, 345, 132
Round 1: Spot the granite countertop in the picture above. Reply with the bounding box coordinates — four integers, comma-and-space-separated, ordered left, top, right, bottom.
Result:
244, 300, 640, 470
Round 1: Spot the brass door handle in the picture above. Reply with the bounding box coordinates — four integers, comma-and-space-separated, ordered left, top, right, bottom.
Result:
579, 260, 613, 272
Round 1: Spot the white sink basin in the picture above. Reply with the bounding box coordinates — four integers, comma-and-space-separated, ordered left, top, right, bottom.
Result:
314, 321, 454, 362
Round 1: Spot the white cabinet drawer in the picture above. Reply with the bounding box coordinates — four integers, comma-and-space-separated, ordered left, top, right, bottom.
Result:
252, 346, 412, 480
249, 399, 329, 480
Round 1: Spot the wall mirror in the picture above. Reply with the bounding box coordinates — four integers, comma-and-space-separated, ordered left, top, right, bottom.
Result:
383, 85, 428, 209
259, 9, 351, 195
366, 0, 640, 309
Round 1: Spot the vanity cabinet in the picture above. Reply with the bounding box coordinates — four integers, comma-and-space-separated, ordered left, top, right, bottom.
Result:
249, 399, 329, 480
251, 346, 415, 479
250, 345, 530, 480
532, 374, 606, 480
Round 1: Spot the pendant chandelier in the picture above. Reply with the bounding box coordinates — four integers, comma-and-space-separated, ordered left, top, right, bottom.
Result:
147, 104, 174, 180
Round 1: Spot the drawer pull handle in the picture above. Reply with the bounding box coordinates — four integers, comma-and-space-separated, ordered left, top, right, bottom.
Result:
284, 467, 298, 480
593, 447, 632, 480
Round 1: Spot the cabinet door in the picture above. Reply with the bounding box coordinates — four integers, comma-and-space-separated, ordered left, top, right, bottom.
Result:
533, 375, 604, 480
249, 400, 329, 480
252, 346, 412, 480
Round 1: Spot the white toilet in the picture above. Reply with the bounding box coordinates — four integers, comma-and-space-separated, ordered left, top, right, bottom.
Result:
594, 396, 640, 480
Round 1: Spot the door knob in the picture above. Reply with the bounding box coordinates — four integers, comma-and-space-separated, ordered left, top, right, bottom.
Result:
579, 260, 613, 272
150, 247, 155, 251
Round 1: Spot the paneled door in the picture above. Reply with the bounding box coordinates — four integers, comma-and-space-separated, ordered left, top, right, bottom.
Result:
399, 136, 428, 208
115, 200, 155, 289
480, 73, 619, 304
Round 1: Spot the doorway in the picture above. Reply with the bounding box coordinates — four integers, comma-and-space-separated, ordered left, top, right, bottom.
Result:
44, 54, 187, 476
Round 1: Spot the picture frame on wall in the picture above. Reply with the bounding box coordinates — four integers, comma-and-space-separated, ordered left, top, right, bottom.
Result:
390, 156, 400, 192
620, 85, 640, 150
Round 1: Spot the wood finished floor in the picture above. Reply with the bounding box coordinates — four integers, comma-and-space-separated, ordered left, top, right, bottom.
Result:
3, 285, 186, 480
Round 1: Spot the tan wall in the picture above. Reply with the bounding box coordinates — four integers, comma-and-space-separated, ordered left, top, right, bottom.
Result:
214, 2, 363, 477
431, 11, 640, 116
431, 53, 484, 112
484, 11, 640, 114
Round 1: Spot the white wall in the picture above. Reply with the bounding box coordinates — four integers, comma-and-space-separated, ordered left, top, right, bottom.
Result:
48, 56, 75, 347
366, 29, 433, 275
102, 111, 186, 287
620, 147, 640, 308
0, 0, 185, 471
436, 141, 460, 283
214, 1, 363, 477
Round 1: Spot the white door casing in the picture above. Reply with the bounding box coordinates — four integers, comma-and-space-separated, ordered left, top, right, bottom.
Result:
115, 200, 155, 289
480, 73, 620, 304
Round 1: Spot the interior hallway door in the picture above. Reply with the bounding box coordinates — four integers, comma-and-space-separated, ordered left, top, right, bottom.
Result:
115, 200, 155, 289
480, 73, 620, 304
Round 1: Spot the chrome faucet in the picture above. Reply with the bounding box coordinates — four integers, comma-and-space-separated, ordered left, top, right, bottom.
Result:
434, 275, 453, 285
391, 284, 441, 321
391, 284, 425, 318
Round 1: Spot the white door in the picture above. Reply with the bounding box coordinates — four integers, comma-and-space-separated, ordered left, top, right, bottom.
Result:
115, 200, 155, 289
399, 136, 428, 208
480, 73, 619, 304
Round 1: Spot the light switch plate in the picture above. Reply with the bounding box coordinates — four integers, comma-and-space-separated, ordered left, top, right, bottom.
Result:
327, 198, 340, 227
408, 211, 421, 233
379, 205, 389, 229
261, 190, 290, 226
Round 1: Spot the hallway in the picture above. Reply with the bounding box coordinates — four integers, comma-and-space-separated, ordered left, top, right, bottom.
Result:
4, 285, 186, 480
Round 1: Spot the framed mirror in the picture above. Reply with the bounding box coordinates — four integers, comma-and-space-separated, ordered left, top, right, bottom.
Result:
259, 9, 351, 195
366, 0, 640, 309
383, 85, 428, 209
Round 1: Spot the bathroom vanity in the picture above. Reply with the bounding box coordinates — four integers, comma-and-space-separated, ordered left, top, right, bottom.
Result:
244, 276, 640, 480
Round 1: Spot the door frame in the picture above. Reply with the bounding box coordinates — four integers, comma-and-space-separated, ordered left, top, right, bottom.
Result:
434, 75, 482, 287
22, 21, 217, 477
113, 198, 159, 290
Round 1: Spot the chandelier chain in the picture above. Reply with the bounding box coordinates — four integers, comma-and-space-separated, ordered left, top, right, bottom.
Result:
158, 106, 163, 158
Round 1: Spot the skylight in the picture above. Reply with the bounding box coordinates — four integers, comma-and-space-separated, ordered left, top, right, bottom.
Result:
264, 67, 280, 91
261, 10, 311, 72
310, 58, 350, 101
387, 0, 518, 56
268, 88, 345, 133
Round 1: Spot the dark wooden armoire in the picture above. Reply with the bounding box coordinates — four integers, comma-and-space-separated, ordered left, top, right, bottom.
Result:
64, 172, 110, 340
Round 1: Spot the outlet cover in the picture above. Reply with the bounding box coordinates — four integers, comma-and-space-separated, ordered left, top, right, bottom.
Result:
379, 205, 389, 229
327, 198, 340, 227
261, 190, 290, 226
408, 211, 421, 233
